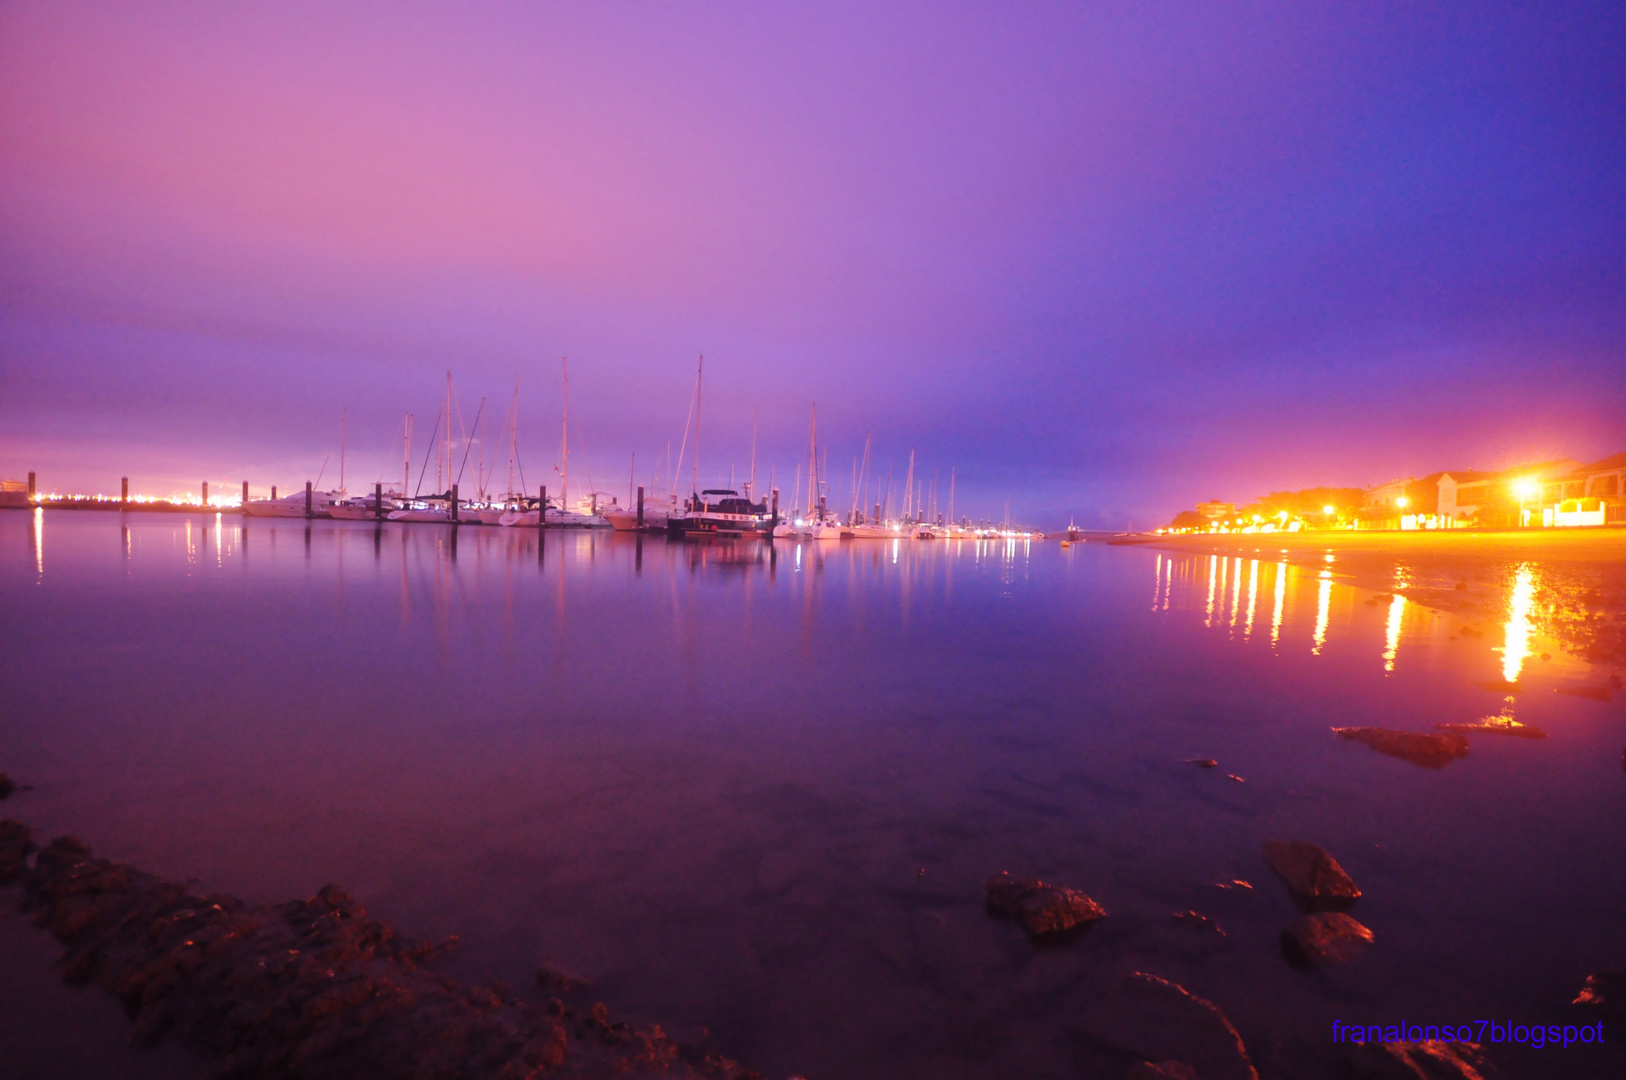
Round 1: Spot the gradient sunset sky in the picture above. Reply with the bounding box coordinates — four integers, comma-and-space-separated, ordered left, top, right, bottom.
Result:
2, 2, 1623, 526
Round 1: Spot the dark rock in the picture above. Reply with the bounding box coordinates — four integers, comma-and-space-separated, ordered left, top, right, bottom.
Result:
1435, 720, 1546, 739
0, 819, 34, 882
985, 871, 1106, 936
536, 962, 591, 992
1185, 758, 1218, 769
1332, 727, 1470, 769
0, 774, 15, 800
0, 829, 752, 1080
1076, 972, 1259, 1080
1171, 910, 1226, 937
1557, 685, 1613, 701
1281, 912, 1373, 966
1131, 1062, 1199, 1080
1262, 841, 1361, 909
1573, 967, 1626, 1017
1342, 1039, 1495, 1079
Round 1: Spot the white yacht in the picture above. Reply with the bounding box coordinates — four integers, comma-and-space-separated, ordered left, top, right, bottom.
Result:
242, 490, 343, 518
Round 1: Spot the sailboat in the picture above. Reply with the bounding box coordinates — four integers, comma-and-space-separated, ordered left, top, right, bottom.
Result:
666, 356, 771, 539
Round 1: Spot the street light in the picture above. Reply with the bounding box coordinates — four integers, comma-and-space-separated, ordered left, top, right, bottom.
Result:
1513, 477, 1539, 527
1396, 496, 1409, 509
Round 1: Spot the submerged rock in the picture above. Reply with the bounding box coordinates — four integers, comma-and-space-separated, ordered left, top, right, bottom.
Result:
1332, 727, 1470, 769
1262, 841, 1361, 909
1171, 910, 1226, 937
985, 871, 1106, 936
1557, 684, 1613, 702
1076, 972, 1259, 1080
1435, 721, 1546, 739
536, 963, 592, 992
1130, 1062, 1199, 1080
0, 819, 34, 882
0, 773, 15, 800
1, 825, 761, 1080
1281, 912, 1373, 966
1574, 967, 1626, 1017
1342, 1039, 1494, 1079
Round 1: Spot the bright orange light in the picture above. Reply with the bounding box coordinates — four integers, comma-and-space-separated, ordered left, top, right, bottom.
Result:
1323, 505, 1336, 515
1512, 477, 1539, 500
1395, 496, 1409, 509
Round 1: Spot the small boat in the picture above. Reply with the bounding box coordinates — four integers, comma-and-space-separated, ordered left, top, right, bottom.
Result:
327, 492, 401, 520
388, 499, 453, 524
668, 489, 773, 539
243, 490, 343, 518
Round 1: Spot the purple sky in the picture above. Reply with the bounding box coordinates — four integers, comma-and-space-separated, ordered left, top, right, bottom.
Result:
2, 2, 1623, 526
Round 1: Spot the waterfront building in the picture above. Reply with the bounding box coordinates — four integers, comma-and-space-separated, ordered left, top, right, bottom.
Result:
1538, 451, 1626, 527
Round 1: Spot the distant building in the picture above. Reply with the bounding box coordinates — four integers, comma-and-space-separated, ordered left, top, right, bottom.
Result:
1359, 475, 1440, 529
1438, 459, 1579, 527
1539, 452, 1626, 527
1195, 501, 1234, 521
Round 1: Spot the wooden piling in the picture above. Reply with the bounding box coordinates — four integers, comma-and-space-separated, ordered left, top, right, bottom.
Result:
242, 481, 248, 506
451, 484, 459, 523
375, 482, 384, 521
202, 481, 209, 506
637, 485, 645, 529
305, 481, 313, 519
122, 477, 129, 506
539, 485, 547, 529
28, 472, 35, 499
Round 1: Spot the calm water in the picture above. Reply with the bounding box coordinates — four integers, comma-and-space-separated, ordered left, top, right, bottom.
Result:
3, 510, 1624, 1078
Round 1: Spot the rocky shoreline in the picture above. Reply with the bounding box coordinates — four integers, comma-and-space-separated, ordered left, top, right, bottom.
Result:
0, 818, 765, 1080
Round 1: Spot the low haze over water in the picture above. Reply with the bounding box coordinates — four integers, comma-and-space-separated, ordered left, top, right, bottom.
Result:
3, 510, 1623, 1078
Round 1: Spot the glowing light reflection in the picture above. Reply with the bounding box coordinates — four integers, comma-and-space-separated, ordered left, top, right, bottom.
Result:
1382, 592, 1407, 672
1204, 555, 1217, 627
1243, 559, 1259, 639
1500, 566, 1536, 683
33, 507, 43, 574
1270, 560, 1286, 646
1153, 553, 1164, 611
1228, 557, 1243, 628
1313, 570, 1332, 655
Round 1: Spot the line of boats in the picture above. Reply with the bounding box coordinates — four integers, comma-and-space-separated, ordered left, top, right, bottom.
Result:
240, 356, 1042, 540
240, 485, 1040, 540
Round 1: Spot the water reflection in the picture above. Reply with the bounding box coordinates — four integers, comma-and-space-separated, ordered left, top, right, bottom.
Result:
1501, 565, 1536, 683
1382, 592, 1406, 673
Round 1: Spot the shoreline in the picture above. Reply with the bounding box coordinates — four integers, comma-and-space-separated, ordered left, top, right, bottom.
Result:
0, 818, 764, 1080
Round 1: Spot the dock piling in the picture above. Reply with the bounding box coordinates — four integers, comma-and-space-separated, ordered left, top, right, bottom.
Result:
305, 482, 313, 519
451, 484, 459, 523
122, 477, 129, 506
637, 485, 644, 530
375, 482, 384, 521
202, 481, 209, 507
242, 481, 248, 507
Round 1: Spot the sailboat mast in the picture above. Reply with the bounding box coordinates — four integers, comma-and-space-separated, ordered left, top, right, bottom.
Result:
949, 467, 955, 526
748, 408, 758, 497
476, 397, 487, 499
903, 450, 915, 520
806, 404, 817, 517
692, 355, 703, 501
560, 357, 569, 509
339, 409, 346, 492
507, 378, 518, 499
403, 413, 412, 496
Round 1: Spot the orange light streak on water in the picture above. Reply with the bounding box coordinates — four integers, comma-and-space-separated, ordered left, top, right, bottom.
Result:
1383, 592, 1407, 672
1205, 555, 1217, 626
1243, 559, 1259, 639
1229, 556, 1243, 628
1500, 565, 1536, 683
1270, 559, 1286, 647
1313, 569, 1332, 655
